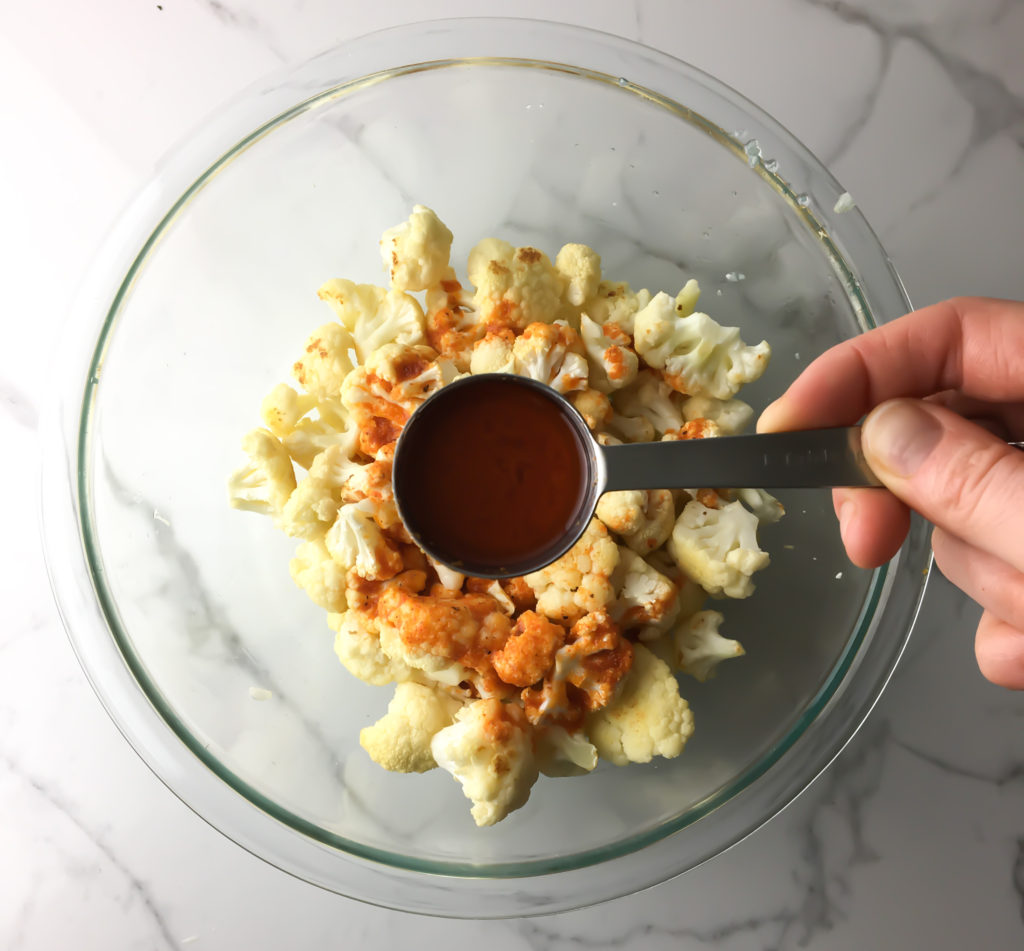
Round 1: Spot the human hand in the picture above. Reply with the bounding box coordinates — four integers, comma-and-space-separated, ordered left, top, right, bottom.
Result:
757, 297, 1024, 689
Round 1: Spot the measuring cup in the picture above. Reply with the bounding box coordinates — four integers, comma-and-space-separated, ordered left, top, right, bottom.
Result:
391, 374, 895, 579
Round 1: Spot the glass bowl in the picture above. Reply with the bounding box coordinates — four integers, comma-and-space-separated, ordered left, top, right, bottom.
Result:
42, 18, 931, 917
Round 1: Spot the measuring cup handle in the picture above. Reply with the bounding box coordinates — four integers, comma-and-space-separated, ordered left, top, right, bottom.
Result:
599, 426, 884, 492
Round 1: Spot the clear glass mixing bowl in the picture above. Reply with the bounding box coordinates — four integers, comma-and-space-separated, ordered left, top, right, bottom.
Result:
43, 18, 931, 916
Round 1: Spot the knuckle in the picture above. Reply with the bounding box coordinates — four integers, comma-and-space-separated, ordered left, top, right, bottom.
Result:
922, 442, 1016, 526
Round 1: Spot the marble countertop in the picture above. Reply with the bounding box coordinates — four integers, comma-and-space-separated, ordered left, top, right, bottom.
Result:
4, 0, 1023, 947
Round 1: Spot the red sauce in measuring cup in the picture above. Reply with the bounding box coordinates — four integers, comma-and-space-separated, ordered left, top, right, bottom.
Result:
393, 377, 592, 576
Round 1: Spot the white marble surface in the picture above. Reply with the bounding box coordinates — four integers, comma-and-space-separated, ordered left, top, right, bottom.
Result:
4, 0, 1024, 946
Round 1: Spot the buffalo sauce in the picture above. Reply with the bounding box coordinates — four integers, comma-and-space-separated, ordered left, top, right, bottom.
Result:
393, 377, 591, 575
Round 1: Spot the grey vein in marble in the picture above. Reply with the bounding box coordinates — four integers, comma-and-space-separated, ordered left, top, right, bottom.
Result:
97, 454, 380, 827
805, 0, 1024, 185
1, 752, 178, 951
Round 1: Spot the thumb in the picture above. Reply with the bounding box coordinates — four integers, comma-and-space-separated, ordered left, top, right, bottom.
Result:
861, 399, 1024, 572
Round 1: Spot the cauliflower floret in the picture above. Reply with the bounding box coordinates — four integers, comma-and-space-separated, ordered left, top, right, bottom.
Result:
584, 643, 694, 766
569, 388, 612, 431
292, 322, 357, 402
595, 490, 647, 535
330, 609, 412, 686
289, 538, 347, 612
579, 281, 652, 335
260, 383, 319, 439
339, 442, 401, 534
279, 436, 363, 539
424, 270, 482, 368
317, 278, 387, 329
669, 499, 770, 599
227, 428, 297, 518
342, 344, 457, 454
325, 500, 403, 581
736, 487, 786, 523
355, 290, 429, 363
431, 699, 540, 826
555, 243, 602, 307
379, 204, 454, 292
613, 371, 686, 436
511, 321, 590, 394
280, 407, 354, 469
535, 725, 598, 777
490, 611, 566, 688
598, 489, 675, 555
579, 313, 639, 392
375, 585, 513, 697
427, 555, 465, 592
670, 609, 745, 681
611, 547, 679, 631
360, 681, 462, 773
680, 394, 754, 435
674, 278, 701, 317
521, 610, 633, 725
469, 330, 516, 375
467, 239, 566, 331
525, 519, 619, 624
603, 409, 656, 444
633, 292, 771, 399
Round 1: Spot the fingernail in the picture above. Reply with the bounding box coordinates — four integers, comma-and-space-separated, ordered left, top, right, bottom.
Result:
862, 400, 943, 477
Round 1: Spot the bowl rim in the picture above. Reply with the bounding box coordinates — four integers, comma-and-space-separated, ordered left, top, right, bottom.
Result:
41, 16, 931, 917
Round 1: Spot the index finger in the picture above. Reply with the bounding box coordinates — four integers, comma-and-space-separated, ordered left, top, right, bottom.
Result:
758, 297, 1024, 433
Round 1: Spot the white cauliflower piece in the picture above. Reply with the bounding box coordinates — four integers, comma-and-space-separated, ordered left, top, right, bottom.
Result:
330, 610, 412, 686
671, 610, 745, 681
352, 290, 428, 363
379, 204, 454, 292
736, 487, 786, 523
579, 313, 639, 392
292, 322, 357, 402
680, 394, 754, 435
525, 519, 619, 624
633, 291, 771, 399
596, 489, 675, 554
431, 699, 539, 826
569, 388, 613, 431
280, 409, 354, 469
595, 490, 647, 535
360, 681, 462, 773
469, 331, 516, 375
279, 436, 363, 539
611, 547, 679, 631
674, 278, 701, 317
325, 500, 403, 581
342, 344, 458, 454
613, 371, 686, 436
604, 409, 656, 444
374, 586, 503, 693
511, 321, 589, 394
467, 239, 566, 330
317, 278, 387, 330
260, 383, 318, 438
669, 499, 770, 599
289, 538, 347, 612
535, 725, 598, 777
427, 555, 465, 592
555, 243, 602, 307
585, 644, 694, 766
364, 343, 459, 404
579, 281, 652, 335
227, 429, 297, 518
626, 490, 675, 554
